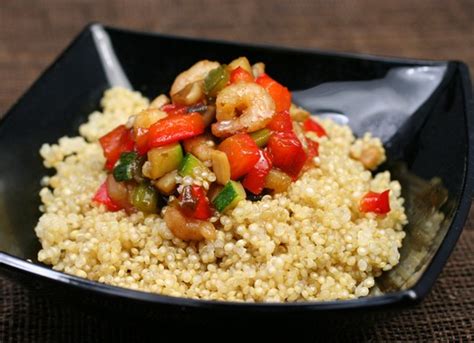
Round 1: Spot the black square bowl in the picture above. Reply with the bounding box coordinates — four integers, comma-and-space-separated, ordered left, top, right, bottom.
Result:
0, 24, 473, 325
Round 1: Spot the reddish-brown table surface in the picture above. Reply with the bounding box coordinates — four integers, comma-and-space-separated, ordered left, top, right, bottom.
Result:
1, 1, 473, 341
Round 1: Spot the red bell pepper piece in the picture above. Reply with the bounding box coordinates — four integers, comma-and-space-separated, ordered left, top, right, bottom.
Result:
230, 66, 254, 83
92, 182, 122, 212
161, 103, 188, 116
267, 110, 293, 132
303, 118, 327, 137
306, 139, 319, 160
267, 131, 307, 180
147, 112, 204, 150
99, 125, 134, 170
134, 127, 149, 155
242, 149, 273, 195
178, 185, 212, 220
256, 73, 291, 112
218, 133, 261, 180
302, 138, 320, 172
359, 190, 391, 214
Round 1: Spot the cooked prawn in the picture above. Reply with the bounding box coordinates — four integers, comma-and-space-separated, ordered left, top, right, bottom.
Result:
170, 60, 220, 95
164, 206, 216, 241
211, 82, 276, 137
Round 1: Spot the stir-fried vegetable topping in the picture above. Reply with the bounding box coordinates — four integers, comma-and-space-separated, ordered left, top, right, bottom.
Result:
230, 66, 254, 84
178, 185, 212, 220
242, 149, 273, 195
267, 110, 293, 132
255, 73, 291, 112
92, 56, 389, 240
99, 125, 134, 170
267, 131, 306, 180
218, 133, 260, 180
212, 180, 246, 212
204, 66, 230, 97
360, 190, 391, 214
250, 128, 271, 148
113, 152, 144, 182
93, 182, 122, 212
146, 113, 205, 150
131, 183, 159, 213
303, 118, 327, 137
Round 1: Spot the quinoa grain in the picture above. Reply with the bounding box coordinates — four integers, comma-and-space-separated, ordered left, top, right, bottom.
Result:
35, 87, 407, 302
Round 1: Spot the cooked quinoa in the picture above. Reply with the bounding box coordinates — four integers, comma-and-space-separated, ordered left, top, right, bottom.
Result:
35, 87, 407, 302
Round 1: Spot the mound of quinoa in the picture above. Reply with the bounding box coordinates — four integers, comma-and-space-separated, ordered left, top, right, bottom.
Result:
35, 87, 407, 302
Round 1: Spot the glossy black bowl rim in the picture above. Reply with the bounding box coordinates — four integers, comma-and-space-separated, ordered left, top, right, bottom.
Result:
0, 23, 473, 312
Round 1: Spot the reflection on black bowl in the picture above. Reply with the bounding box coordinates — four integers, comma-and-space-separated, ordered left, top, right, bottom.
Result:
0, 24, 472, 326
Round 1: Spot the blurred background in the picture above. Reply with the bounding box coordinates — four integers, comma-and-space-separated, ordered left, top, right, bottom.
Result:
1, 0, 473, 341
1, 0, 473, 113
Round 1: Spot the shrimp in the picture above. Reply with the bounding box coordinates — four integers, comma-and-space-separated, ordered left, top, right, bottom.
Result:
164, 206, 216, 241
211, 82, 276, 137
170, 60, 220, 95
